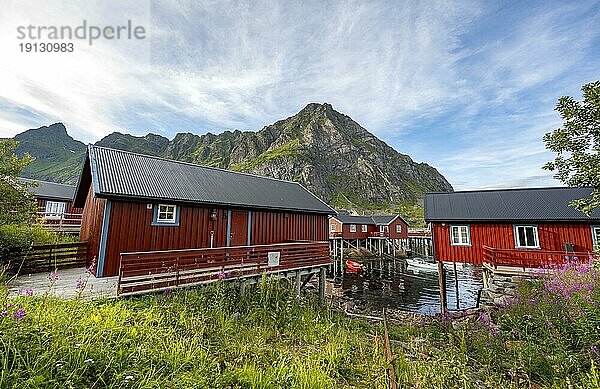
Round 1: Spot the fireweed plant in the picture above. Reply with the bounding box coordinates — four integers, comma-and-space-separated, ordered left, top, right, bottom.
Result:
387, 258, 600, 388
1, 261, 600, 388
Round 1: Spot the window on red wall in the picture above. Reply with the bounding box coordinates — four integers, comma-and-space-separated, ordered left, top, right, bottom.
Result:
450, 225, 470, 246
396, 224, 401, 233
330, 224, 336, 232
514, 225, 539, 248
350, 224, 356, 233
361, 225, 367, 232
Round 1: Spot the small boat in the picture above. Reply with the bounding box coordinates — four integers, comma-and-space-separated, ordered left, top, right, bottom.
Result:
345, 260, 363, 273
406, 257, 438, 271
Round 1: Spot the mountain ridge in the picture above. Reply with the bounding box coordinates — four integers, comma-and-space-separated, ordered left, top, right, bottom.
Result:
9, 103, 453, 224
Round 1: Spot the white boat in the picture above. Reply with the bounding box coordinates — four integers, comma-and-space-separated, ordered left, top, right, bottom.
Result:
406, 257, 438, 271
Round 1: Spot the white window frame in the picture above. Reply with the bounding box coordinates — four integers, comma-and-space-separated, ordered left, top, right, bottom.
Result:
361, 225, 367, 232
44, 201, 66, 220
330, 223, 336, 232
591, 225, 600, 250
349, 224, 356, 233
450, 225, 471, 246
514, 225, 540, 249
157, 204, 177, 223
396, 224, 402, 233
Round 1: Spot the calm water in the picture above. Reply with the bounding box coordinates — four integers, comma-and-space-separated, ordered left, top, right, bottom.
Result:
330, 258, 483, 315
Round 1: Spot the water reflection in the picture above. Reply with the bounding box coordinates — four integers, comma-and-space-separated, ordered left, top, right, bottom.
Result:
330, 259, 483, 315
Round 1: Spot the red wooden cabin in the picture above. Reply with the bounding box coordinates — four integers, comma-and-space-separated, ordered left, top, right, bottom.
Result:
328, 214, 409, 239
73, 146, 334, 278
425, 187, 600, 268
21, 178, 83, 231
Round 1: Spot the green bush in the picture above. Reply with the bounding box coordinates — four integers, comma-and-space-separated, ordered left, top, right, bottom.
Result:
0, 223, 56, 263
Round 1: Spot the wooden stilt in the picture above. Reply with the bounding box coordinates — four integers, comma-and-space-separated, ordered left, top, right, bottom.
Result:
296, 271, 302, 297
438, 261, 447, 314
319, 267, 326, 303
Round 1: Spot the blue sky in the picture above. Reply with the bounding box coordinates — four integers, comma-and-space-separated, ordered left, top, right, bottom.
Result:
0, 0, 598, 190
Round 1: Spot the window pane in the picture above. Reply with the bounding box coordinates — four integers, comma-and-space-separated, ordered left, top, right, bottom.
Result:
452, 227, 459, 244
525, 227, 534, 246
157, 205, 176, 222
517, 227, 526, 246
460, 227, 468, 244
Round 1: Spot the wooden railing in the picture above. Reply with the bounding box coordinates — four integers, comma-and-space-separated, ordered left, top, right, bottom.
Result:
37, 212, 83, 232
117, 241, 330, 296
482, 245, 596, 269
8, 242, 88, 274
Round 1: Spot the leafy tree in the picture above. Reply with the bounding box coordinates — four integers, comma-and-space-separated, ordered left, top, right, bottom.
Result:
543, 81, 600, 215
0, 139, 37, 224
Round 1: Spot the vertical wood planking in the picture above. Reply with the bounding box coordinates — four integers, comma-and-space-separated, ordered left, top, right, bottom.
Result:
78, 186, 105, 267
101, 200, 329, 276
433, 222, 596, 264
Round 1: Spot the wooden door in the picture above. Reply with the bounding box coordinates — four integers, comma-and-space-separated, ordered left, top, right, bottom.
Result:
229, 210, 249, 246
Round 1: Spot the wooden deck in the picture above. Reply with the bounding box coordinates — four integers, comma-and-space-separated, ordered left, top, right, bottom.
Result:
117, 241, 330, 296
7, 267, 118, 299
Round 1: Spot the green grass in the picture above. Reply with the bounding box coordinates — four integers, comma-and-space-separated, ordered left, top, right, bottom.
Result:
2, 262, 599, 388
230, 140, 304, 172
1, 280, 388, 388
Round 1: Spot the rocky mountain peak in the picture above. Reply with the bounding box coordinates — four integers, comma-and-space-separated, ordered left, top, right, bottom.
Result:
10, 104, 453, 224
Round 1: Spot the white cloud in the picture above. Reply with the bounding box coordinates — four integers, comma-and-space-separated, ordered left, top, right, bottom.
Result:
0, 0, 598, 190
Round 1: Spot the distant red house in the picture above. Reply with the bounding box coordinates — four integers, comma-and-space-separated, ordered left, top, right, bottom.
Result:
21, 178, 83, 231
425, 187, 600, 267
328, 214, 409, 240
73, 146, 334, 277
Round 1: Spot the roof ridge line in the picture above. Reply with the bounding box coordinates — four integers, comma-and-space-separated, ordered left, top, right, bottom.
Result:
91, 145, 305, 186
425, 186, 591, 195
19, 177, 75, 188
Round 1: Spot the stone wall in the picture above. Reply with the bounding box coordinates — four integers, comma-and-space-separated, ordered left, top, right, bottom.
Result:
480, 268, 531, 307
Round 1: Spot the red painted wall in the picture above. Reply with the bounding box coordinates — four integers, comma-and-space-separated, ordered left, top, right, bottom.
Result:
100, 200, 328, 277
78, 186, 106, 268
432, 222, 596, 264
328, 217, 410, 239
328, 218, 342, 237
388, 218, 409, 239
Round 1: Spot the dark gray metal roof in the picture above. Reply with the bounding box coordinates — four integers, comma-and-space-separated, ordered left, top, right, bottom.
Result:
372, 215, 399, 225
334, 215, 376, 225
20, 178, 75, 201
424, 187, 600, 222
87, 146, 334, 214
333, 214, 408, 226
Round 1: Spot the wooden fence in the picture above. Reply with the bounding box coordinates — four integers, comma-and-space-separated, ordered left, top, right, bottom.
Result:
482, 245, 596, 269
117, 241, 330, 296
8, 242, 88, 274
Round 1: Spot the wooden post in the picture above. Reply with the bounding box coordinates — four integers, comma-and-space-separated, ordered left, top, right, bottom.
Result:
295, 271, 302, 297
319, 267, 326, 304
240, 280, 247, 297
383, 308, 398, 389
438, 261, 447, 314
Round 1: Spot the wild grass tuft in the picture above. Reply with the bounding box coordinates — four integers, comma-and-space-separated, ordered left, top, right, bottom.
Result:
1, 279, 388, 388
